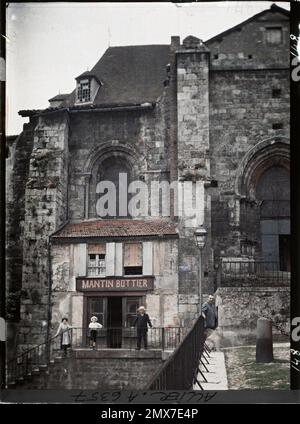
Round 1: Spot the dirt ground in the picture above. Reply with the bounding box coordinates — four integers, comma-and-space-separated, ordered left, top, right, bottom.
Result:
223, 343, 290, 390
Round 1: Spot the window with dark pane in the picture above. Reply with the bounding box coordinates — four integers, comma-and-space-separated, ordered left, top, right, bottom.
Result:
123, 243, 143, 275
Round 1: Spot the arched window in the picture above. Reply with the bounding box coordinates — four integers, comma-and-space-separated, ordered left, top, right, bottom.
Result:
89, 155, 135, 218
256, 166, 290, 271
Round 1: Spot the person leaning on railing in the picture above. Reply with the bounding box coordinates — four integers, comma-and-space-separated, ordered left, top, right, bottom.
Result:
201, 295, 218, 350
54, 317, 72, 357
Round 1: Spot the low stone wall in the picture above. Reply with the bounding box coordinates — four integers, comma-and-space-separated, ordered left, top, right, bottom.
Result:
14, 349, 164, 390
215, 286, 290, 347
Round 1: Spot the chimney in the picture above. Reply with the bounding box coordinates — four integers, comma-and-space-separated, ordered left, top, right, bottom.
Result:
171, 36, 180, 51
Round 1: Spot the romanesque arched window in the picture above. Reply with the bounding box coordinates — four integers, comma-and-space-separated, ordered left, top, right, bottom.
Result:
256, 166, 290, 271
235, 137, 290, 266
86, 144, 143, 219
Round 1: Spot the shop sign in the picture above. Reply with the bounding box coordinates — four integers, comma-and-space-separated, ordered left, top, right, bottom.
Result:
76, 276, 154, 291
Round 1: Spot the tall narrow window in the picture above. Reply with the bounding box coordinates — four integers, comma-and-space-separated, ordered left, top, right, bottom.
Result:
123, 243, 143, 275
88, 244, 106, 276
77, 79, 91, 102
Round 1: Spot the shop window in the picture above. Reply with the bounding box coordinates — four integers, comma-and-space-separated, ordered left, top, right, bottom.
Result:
124, 243, 143, 275
88, 244, 106, 276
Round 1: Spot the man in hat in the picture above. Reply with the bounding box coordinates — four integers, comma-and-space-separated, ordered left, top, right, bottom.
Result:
132, 306, 152, 350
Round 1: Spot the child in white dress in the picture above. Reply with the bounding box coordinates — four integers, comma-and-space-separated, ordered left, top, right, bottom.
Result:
89, 316, 103, 350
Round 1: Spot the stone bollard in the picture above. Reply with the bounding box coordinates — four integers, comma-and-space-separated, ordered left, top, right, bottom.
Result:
256, 318, 273, 363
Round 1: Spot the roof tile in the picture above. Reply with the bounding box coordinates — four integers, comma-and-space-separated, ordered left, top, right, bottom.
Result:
52, 219, 178, 240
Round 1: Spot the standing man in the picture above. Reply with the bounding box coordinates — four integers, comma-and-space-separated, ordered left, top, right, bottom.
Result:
133, 306, 152, 350
202, 294, 218, 340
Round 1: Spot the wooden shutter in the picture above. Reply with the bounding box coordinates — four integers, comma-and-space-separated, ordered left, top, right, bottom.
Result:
88, 244, 106, 255
124, 243, 142, 267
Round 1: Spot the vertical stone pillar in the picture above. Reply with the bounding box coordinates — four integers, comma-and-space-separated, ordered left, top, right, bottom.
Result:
18, 112, 69, 353
176, 36, 211, 326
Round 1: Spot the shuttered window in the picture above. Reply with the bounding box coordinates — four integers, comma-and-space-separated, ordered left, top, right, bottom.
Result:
124, 243, 143, 275
124, 243, 142, 267
88, 244, 106, 254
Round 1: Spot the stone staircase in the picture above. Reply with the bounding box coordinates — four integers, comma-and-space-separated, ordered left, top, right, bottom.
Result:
7, 353, 67, 389
7, 348, 164, 390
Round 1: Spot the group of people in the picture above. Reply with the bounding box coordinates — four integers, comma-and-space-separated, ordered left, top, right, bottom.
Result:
54, 305, 153, 355
55, 296, 217, 356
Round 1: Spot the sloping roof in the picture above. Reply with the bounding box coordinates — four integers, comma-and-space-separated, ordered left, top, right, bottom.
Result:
62, 44, 171, 107
205, 4, 289, 44
52, 219, 178, 240
75, 71, 102, 85
48, 94, 70, 102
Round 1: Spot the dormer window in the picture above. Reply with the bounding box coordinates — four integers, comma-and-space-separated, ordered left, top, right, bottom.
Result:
77, 79, 91, 103
75, 71, 102, 105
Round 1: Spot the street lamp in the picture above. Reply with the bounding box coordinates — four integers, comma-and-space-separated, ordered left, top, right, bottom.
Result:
194, 226, 207, 313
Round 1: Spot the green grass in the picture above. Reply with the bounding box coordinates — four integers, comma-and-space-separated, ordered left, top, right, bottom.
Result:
223, 344, 290, 390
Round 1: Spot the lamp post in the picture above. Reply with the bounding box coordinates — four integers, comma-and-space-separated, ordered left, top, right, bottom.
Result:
194, 226, 207, 314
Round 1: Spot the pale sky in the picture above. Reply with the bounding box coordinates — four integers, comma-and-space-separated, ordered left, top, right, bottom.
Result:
6, 1, 290, 135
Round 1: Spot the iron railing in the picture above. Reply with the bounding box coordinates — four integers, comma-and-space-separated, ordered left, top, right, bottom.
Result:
6, 332, 61, 387
220, 260, 290, 286
6, 326, 187, 387
145, 315, 206, 390
62, 326, 188, 351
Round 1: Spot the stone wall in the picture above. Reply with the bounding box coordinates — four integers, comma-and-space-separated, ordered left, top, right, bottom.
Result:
206, 7, 289, 70
68, 99, 171, 220
209, 69, 290, 260
17, 112, 69, 353
6, 123, 36, 320
6, 123, 37, 358
175, 38, 213, 326
13, 350, 163, 390
215, 286, 290, 346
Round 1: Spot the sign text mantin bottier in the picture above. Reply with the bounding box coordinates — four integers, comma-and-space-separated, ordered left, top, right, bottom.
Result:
76, 276, 154, 291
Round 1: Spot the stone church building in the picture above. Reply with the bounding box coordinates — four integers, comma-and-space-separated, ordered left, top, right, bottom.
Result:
6, 4, 290, 361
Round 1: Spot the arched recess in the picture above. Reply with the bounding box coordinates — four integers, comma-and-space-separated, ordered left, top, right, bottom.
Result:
83, 142, 145, 219
235, 136, 290, 198
235, 136, 290, 267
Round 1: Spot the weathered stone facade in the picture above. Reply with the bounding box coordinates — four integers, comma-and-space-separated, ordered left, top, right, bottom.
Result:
12, 350, 164, 390
6, 5, 290, 367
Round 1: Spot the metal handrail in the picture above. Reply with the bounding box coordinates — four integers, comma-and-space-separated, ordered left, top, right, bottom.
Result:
6, 325, 187, 386
6, 330, 63, 386
145, 315, 205, 390
220, 260, 290, 286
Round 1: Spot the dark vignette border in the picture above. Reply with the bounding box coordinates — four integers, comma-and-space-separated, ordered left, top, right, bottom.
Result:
0, 0, 299, 406
291, 0, 300, 391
